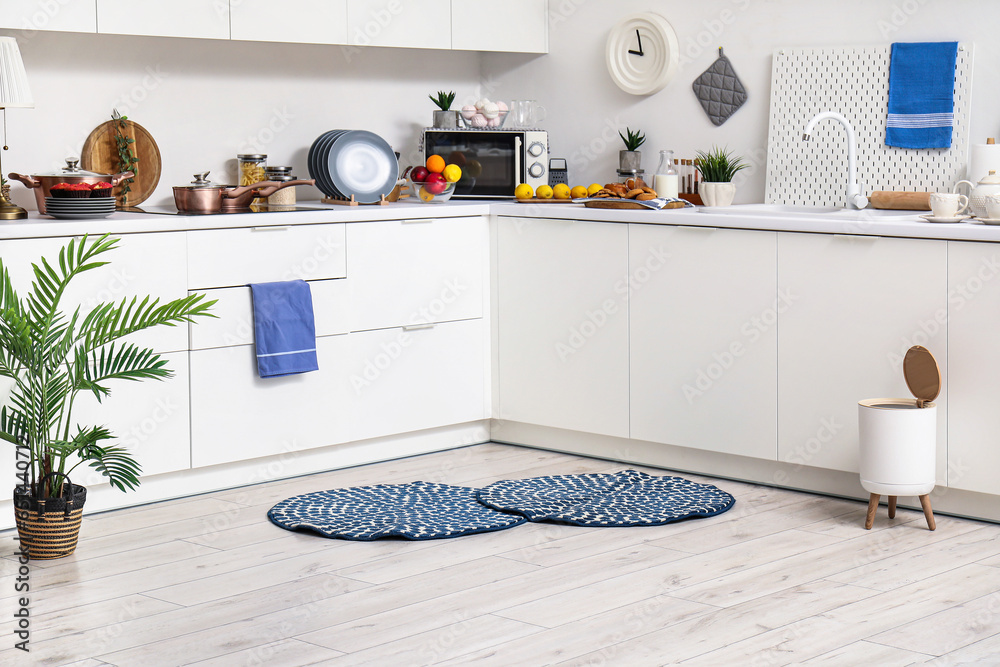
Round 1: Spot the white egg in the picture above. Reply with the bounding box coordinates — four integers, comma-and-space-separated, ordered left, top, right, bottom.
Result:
482, 102, 500, 120
471, 114, 488, 127
461, 105, 477, 120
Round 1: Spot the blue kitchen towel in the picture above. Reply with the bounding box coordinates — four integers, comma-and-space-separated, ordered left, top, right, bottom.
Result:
885, 41, 958, 149
249, 280, 319, 378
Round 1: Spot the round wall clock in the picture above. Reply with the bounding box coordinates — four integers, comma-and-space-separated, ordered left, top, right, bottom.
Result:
606, 13, 679, 96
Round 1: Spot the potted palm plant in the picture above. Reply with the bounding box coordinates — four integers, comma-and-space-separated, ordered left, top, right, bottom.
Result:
429, 90, 458, 129
695, 146, 748, 206
0, 234, 214, 559
619, 127, 646, 171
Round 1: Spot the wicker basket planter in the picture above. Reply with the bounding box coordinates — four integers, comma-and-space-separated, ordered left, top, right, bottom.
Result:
14, 473, 87, 560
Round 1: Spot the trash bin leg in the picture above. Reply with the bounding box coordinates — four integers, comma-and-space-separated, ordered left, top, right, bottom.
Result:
919, 494, 936, 531
865, 493, 880, 530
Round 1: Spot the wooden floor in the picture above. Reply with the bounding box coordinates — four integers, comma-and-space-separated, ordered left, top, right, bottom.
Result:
2, 442, 1000, 666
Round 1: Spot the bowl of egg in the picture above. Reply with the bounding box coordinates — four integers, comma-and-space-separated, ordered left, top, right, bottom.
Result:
459, 98, 509, 129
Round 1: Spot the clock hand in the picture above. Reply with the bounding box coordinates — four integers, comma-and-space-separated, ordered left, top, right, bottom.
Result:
628, 29, 644, 56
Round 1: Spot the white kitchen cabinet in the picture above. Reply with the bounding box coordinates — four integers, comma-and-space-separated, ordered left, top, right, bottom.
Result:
347, 217, 486, 332
451, 0, 548, 53
777, 232, 948, 477
629, 224, 778, 459
0, 1, 97, 33
348, 318, 488, 443
347, 0, 451, 50
497, 216, 629, 438
187, 223, 346, 289
189, 334, 353, 467
946, 241, 1000, 495
0, 232, 189, 354
97, 0, 230, 40
230, 0, 347, 44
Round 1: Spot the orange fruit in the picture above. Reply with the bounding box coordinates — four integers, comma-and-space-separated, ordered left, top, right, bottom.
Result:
442, 164, 463, 183
426, 154, 446, 173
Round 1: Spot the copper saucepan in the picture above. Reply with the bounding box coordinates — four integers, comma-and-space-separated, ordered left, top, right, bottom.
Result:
173, 173, 315, 214
9, 157, 134, 213
219, 178, 315, 211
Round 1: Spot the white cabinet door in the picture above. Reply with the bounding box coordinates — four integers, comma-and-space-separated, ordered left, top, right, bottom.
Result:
0, 232, 189, 354
629, 224, 777, 459
348, 319, 488, 443
451, 0, 547, 53
347, 0, 451, 49
231, 0, 347, 44
348, 217, 486, 331
497, 216, 629, 438
946, 241, 1000, 494
97, 0, 230, 39
777, 233, 948, 477
189, 334, 353, 467
0, 1, 97, 33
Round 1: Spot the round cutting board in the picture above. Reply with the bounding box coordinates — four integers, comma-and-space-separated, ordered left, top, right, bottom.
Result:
81, 119, 161, 207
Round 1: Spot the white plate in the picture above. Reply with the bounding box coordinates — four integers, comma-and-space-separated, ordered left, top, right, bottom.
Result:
975, 217, 1000, 225
46, 211, 114, 219
919, 214, 972, 223
327, 130, 398, 204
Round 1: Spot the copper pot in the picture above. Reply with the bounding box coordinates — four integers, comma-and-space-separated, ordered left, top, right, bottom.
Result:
172, 172, 266, 214
219, 179, 315, 211
9, 157, 134, 214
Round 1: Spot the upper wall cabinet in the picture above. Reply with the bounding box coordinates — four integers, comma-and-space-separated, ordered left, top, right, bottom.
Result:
96, 0, 230, 40
0, 1, 97, 33
347, 0, 451, 50
452, 0, 548, 53
231, 0, 347, 45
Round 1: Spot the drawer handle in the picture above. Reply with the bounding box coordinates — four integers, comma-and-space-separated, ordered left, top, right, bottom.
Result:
251, 226, 289, 232
402, 323, 436, 331
402, 219, 435, 224
833, 233, 878, 241
677, 225, 717, 232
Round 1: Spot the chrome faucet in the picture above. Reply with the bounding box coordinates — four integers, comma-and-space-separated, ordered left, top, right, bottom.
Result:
802, 111, 868, 210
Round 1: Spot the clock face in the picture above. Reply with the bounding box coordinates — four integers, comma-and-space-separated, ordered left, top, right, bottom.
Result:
606, 13, 679, 96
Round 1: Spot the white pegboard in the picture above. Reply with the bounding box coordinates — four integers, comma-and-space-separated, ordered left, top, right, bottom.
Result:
766, 44, 973, 206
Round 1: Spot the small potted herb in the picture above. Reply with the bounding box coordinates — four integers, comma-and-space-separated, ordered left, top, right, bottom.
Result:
695, 146, 748, 206
429, 90, 458, 129
619, 127, 646, 171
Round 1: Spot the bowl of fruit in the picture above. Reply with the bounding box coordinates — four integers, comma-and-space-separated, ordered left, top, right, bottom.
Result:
406, 154, 463, 203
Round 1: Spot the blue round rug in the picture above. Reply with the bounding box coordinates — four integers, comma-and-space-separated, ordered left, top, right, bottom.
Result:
476, 469, 736, 527
267, 480, 526, 541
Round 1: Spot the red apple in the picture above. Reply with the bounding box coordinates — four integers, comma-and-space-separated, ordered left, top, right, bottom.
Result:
410, 166, 430, 183
424, 172, 447, 195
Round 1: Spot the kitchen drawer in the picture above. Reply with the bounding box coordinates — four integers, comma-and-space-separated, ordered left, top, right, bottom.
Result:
349, 318, 488, 443
189, 334, 353, 467
189, 278, 350, 351
348, 217, 486, 331
0, 232, 189, 354
187, 223, 346, 289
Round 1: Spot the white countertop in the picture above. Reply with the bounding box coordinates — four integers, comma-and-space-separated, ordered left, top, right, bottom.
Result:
6, 200, 1000, 243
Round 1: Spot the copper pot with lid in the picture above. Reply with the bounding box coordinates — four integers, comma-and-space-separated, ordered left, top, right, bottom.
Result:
9, 157, 134, 214
173, 172, 315, 214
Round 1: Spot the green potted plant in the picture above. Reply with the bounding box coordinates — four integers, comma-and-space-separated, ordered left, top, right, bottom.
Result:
695, 146, 748, 206
429, 90, 458, 129
619, 127, 646, 171
0, 234, 214, 559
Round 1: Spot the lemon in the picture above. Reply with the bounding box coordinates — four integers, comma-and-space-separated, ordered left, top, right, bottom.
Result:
587, 182, 603, 196
514, 183, 534, 200
553, 183, 572, 199
570, 185, 589, 199
536, 184, 553, 199
418, 186, 435, 202
442, 164, 463, 183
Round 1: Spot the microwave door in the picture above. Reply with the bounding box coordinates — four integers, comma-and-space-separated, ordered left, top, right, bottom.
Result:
514, 136, 523, 185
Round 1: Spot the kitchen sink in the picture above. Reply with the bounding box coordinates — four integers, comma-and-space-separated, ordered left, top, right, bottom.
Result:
697, 204, 919, 220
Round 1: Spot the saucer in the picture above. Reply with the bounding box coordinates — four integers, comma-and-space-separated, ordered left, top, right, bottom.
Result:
919, 214, 972, 223
975, 217, 1000, 226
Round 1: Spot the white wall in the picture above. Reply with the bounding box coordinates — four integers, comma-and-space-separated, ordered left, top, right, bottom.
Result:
1, 30, 483, 209
484, 0, 1000, 203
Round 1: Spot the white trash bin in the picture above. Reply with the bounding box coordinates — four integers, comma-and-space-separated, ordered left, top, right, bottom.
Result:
857, 345, 939, 531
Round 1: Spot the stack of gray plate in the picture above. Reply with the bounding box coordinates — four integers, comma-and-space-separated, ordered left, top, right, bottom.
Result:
308, 130, 398, 203
44, 197, 116, 220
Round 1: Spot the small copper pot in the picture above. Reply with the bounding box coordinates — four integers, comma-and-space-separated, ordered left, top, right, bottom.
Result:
219, 179, 315, 211
9, 157, 134, 213
172, 172, 264, 214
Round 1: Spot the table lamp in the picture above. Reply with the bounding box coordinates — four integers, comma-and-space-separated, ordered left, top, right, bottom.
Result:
0, 36, 33, 221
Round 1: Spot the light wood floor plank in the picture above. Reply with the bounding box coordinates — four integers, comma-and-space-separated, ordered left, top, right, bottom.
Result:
187, 638, 344, 666
804, 640, 933, 665
868, 590, 1000, 656
923, 632, 1000, 665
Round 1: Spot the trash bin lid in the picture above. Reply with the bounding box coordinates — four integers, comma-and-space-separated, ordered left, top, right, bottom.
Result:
903, 345, 940, 408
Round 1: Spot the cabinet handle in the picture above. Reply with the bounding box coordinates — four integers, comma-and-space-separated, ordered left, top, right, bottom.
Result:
402, 219, 435, 224
833, 233, 878, 241
402, 323, 436, 331
677, 225, 717, 232
251, 226, 289, 232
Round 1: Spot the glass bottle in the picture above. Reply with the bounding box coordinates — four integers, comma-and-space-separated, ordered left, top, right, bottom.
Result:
654, 150, 679, 199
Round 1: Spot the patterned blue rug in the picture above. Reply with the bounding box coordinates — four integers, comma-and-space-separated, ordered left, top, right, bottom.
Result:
267, 481, 526, 540
476, 469, 736, 527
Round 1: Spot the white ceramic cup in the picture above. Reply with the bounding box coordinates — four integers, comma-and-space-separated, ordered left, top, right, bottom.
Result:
930, 192, 969, 218
985, 193, 1000, 220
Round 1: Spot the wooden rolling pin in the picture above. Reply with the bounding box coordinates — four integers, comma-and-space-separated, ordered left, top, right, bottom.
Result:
870, 191, 932, 211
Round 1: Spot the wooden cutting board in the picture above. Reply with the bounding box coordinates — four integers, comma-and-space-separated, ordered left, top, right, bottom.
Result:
585, 199, 686, 210
81, 119, 161, 207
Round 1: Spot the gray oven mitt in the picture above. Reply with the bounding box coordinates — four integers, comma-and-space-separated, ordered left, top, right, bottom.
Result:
692, 47, 748, 126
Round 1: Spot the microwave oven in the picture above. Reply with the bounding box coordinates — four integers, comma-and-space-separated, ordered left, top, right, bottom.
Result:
421, 129, 549, 199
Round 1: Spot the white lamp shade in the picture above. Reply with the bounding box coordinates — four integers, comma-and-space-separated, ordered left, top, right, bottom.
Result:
0, 37, 33, 108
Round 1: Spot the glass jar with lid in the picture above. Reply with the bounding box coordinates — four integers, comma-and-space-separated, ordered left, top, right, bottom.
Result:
265, 167, 298, 206
237, 154, 267, 187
